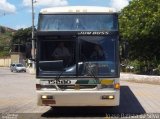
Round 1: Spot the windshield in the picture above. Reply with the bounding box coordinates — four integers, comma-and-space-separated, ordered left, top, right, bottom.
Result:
38, 14, 118, 31
16, 64, 23, 67
38, 36, 118, 77
78, 36, 117, 76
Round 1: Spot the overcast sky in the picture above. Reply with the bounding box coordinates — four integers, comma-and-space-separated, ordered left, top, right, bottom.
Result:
0, 0, 130, 29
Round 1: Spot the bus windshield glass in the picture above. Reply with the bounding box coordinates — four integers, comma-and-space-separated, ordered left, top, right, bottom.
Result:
38, 36, 118, 77
78, 36, 118, 77
38, 14, 118, 31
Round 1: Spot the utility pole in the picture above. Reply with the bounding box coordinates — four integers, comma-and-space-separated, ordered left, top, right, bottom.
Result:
31, 0, 35, 69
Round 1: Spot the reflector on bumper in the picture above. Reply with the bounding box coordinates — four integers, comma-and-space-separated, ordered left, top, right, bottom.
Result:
100, 79, 113, 85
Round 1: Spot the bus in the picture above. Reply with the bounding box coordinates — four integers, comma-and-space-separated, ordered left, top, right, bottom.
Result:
36, 6, 120, 107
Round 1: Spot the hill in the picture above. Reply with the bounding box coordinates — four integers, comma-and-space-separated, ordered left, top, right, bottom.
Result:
0, 25, 16, 58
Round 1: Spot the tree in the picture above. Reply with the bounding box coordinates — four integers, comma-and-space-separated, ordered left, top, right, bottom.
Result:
0, 26, 6, 33
0, 28, 12, 57
119, 0, 160, 61
11, 27, 35, 57
12, 27, 32, 45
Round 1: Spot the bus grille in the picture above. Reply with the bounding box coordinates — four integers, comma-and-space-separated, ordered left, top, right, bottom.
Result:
41, 84, 97, 89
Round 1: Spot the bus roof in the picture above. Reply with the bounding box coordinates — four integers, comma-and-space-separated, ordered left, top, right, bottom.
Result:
40, 6, 116, 14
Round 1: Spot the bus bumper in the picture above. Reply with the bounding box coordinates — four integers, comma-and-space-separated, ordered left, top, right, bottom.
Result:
37, 90, 120, 106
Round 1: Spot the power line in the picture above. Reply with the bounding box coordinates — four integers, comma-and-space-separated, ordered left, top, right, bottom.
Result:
0, 4, 38, 17
0, 0, 40, 18
0, 12, 13, 17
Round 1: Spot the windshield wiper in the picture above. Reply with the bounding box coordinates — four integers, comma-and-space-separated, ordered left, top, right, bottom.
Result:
55, 69, 65, 80
84, 62, 100, 84
55, 62, 72, 90
54, 68, 67, 90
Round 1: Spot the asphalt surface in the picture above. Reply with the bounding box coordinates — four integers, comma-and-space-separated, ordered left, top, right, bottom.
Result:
0, 67, 160, 119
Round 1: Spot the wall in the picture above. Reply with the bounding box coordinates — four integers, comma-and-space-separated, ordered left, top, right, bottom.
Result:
0, 58, 11, 67
10, 52, 26, 66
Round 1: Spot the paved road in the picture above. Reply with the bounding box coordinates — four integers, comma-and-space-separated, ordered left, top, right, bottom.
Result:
0, 68, 160, 119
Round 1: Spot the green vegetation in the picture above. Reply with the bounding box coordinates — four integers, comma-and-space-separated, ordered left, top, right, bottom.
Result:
12, 27, 32, 45
119, 0, 160, 75
0, 26, 13, 57
0, 26, 32, 58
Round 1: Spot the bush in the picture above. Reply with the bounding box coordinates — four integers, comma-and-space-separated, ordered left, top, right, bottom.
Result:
120, 58, 160, 75
121, 60, 148, 74
152, 65, 160, 75
0, 51, 10, 58
128, 60, 145, 74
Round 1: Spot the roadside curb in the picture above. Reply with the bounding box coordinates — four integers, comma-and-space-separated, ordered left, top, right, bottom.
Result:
0, 67, 9, 70
120, 73, 160, 85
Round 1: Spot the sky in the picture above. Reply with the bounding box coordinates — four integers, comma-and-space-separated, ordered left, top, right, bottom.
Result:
0, 0, 130, 30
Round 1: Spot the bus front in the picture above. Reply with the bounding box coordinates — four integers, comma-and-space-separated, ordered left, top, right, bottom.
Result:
36, 6, 120, 106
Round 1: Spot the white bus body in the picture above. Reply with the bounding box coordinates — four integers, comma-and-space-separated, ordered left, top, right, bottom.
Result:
36, 6, 120, 107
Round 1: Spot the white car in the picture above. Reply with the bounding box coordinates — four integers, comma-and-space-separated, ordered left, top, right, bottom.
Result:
10, 63, 26, 72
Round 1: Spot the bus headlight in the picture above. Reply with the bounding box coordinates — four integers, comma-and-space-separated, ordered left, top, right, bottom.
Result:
41, 95, 53, 99
42, 95, 47, 99
101, 95, 114, 100
108, 95, 114, 99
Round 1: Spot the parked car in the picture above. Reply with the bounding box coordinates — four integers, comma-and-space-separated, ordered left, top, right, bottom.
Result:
10, 63, 26, 72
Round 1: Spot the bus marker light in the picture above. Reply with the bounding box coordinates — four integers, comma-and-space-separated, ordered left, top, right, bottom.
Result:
109, 9, 113, 12
114, 83, 120, 89
83, 9, 87, 12
76, 10, 80, 12
68, 10, 73, 12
